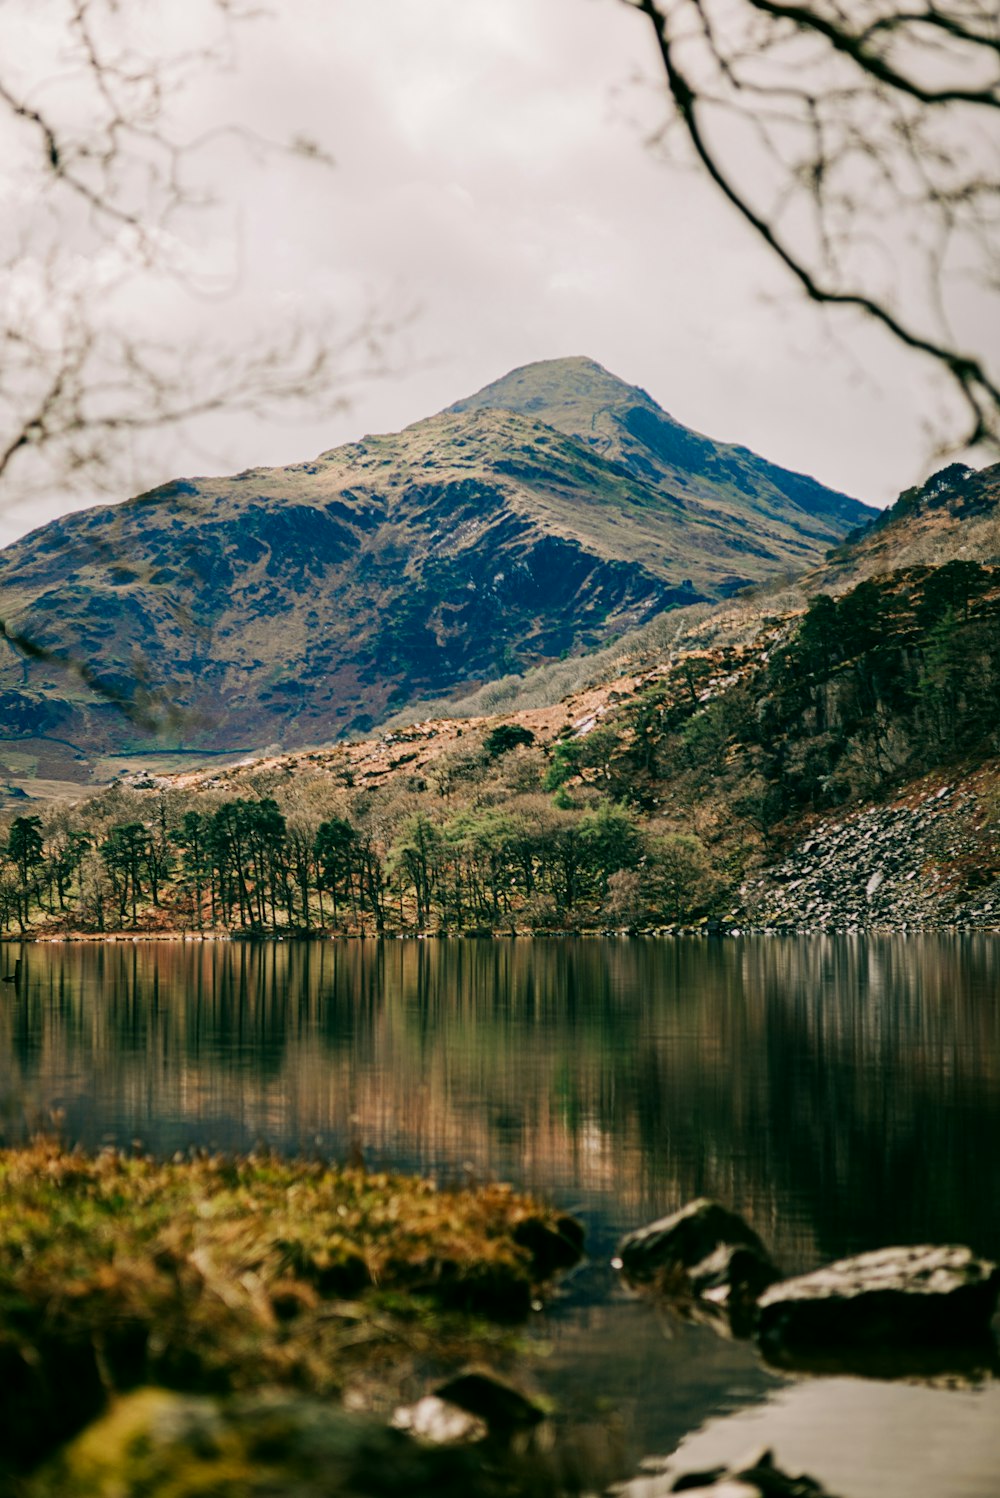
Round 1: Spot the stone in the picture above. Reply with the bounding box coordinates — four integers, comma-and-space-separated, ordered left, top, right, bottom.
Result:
615, 1199, 774, 1288
689, 1243, 783, 1332
670, 1445, 834, 1496
432, 1372, 544, 1437
756, 1244, 1000, 1358
392, 1395, 487, 1445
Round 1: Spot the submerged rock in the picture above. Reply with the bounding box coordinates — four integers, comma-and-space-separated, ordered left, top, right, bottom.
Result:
756, 1244, 1000, 1359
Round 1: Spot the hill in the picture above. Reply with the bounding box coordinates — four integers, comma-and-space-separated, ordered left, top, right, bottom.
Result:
815, 460, 1000, 588
450, 356, 866, 535
0, 358, 871, 777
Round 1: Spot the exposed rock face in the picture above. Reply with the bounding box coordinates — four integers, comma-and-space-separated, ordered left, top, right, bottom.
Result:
0, 357, 870, 757
756, 1245, 1000, 1358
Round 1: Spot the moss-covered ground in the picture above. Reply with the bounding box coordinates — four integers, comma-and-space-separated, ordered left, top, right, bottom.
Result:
0, 1142, 582, 1486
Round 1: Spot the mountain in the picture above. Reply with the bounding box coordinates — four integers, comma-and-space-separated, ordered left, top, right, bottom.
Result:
0, 357, 873, 767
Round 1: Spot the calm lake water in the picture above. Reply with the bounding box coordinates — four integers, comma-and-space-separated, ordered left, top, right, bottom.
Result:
2, 934, 999, 1495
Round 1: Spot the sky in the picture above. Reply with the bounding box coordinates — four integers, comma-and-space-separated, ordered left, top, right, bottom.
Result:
0, 0, 996, 547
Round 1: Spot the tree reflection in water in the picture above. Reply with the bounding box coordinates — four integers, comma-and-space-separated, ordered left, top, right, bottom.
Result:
1, 935, 998, 1272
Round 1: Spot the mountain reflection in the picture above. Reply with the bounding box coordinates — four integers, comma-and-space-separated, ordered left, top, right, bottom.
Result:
2, 935, 998, 1271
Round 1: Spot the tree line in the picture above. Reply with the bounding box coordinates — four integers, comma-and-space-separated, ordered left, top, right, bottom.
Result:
0, 772, 718, 938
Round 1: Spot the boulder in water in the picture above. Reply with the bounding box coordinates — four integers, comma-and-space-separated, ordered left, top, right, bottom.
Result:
756, 1244, 1000, 1358
615, 1199, 773, 1282
614, 1199, 780, 1326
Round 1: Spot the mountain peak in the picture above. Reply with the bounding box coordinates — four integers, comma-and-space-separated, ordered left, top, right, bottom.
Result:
446, 356, 653, 424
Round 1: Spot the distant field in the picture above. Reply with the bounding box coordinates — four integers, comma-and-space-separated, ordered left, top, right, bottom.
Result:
5, 778, 93, 804
0, 738, 256, 807
92, 750, 254, 781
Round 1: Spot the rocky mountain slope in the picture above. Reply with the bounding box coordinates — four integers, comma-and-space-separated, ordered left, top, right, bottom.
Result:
814, 460, 1000, 590
740, 766, 1000, 932
0, 357, 870, 765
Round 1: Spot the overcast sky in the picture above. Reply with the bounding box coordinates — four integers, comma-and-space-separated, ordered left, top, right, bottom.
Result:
0, 0, 996, 547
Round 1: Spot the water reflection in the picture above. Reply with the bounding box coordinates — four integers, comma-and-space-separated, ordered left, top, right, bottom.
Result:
2, 935, 998, 1271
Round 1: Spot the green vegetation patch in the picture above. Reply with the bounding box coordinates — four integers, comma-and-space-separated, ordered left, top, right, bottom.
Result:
26, 1387, 515, 1498
0, 1143, 582, 1476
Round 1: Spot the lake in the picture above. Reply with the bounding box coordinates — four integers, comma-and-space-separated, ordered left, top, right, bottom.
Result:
2, 934, 999, 1495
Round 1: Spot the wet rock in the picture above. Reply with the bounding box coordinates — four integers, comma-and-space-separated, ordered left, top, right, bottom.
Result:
688, 1243, 783, 1334
512, 1211, 585, 1277
670, 1444, 835, 1496
615, 1199, 777, 1292
689, 1243, 782, 1303
432, 1371, 545, 1437
614, 1201, 780, 1339
756, 1244, 1000, 1359
756, 1336, 1000, 1383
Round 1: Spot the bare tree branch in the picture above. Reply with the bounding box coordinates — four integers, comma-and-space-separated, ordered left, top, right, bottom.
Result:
0, 0, 395, 509
625, 0, 1000, 450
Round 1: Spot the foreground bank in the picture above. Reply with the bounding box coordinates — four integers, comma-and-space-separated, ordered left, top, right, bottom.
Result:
0, 1143, 582, 1494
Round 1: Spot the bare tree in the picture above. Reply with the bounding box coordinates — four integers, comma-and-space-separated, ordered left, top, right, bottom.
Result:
626, 0, 1000, 450
0, 1, 392, 509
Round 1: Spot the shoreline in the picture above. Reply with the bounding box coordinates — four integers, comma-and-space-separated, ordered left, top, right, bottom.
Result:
6, 921, 1000, 944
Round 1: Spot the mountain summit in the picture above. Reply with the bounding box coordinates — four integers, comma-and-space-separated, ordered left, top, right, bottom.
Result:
0, 358, 874, 767
451, 356, 865, 531
448, 355, 641, 424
